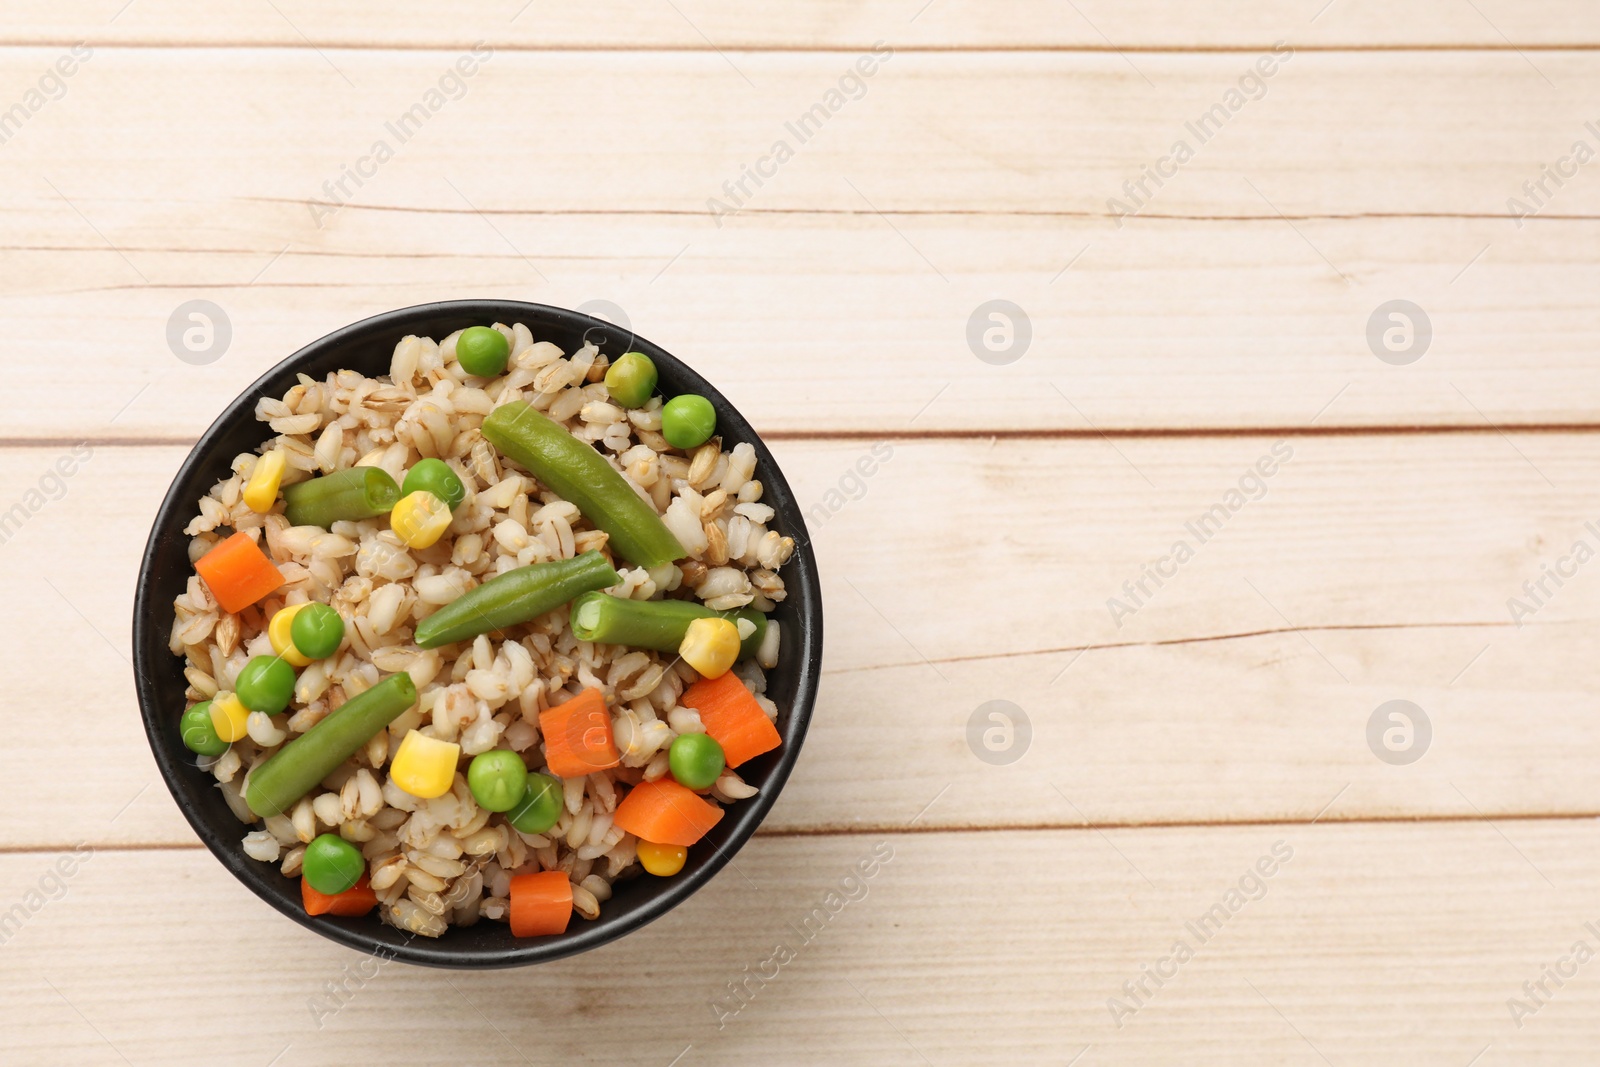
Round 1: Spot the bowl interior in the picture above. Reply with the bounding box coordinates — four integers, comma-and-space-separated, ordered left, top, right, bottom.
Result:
132, 300, 822, 967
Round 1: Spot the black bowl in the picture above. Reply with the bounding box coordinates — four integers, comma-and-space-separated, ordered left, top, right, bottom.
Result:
132, 300, 822, 968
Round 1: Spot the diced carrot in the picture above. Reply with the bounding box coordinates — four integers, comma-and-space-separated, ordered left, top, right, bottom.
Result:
680, 672, 781, 769
302, 874, 378, 917
539, 688, 620, 778
195, 530, 284, 614
613, 778, 724, 847
509, 871, 573, 937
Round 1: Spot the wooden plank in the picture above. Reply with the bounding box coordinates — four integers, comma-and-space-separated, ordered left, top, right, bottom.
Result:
2, 51, 1599, 435
5, 213, 1600, 437
5, 0, 1600, 49
3, 50, 1599, 219
10, 433, 1599, 848
3, 821, 1597, 1064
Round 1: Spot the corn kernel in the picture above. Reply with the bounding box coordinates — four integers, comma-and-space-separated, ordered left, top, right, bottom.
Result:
390, 490, 453, 550
210, 693, 250, 743
637, 839, 687, 876
267, 603, 313, 667
679, 617, 740, 679
242, 449, 287, 514
390, 729, 461, 799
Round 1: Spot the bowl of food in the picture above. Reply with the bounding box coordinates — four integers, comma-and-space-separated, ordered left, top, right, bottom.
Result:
132, 300, 822, 967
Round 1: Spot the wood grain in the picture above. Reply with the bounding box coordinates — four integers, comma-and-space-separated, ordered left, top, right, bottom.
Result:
0, 49, 1597, 435
12, 433, 1598, 848
6, 17, 1598, 1062
2, 50, 1598, 219
2, 821, 1596, 1065
5, 215, 1600, 439
5, 1, 1600, 49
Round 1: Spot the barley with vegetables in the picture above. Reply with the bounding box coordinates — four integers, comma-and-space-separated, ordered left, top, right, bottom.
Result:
169, 322, 795, 938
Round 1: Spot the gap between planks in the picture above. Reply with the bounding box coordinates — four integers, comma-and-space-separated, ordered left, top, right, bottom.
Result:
5, 809, 1597, 857
6, 41, 1600, 54
229, 200, 1600, 222
10, 423, 1600, 452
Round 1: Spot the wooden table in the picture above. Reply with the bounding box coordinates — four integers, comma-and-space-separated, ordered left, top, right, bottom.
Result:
4, 3, 1599, 1063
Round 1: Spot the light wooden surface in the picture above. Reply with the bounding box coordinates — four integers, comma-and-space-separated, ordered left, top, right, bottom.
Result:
5, 4, 1600, 1064
6, 822, 1600, 1065
5, 1, 1600, 48
6, 49, 1600, 434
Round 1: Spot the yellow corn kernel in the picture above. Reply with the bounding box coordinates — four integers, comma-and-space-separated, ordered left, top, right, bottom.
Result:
390, 490, 453, 550
637, 840, 687, 877
210, 693, 250, 743
390, 729, 461, 799
679, 617, 740, 680
267, 603, 313, 667
242, 449, 287, 514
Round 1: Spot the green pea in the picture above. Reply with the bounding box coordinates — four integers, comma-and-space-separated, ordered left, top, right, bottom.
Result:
468, 750, 529, 813
180, 701, 228, 756
668, 733, 725, 790
456, 326, 510, 377
505, 773, 562, 834
604, 352, 658, 409
401, 458, 466, 511
302, 833, 365, 895
290, 603, 345, 661
236, 655, 296, 715
661, 394, 717, 450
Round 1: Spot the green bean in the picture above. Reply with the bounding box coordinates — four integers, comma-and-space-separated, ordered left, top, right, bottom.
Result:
412, 551, 621, 650
482, 401, 685, 569
245, 672, 417, 818
283, 466, 400, 528
568, 592, 766, 659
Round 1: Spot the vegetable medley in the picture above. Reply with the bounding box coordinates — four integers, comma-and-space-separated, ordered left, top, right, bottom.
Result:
170, 323, 795, 938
